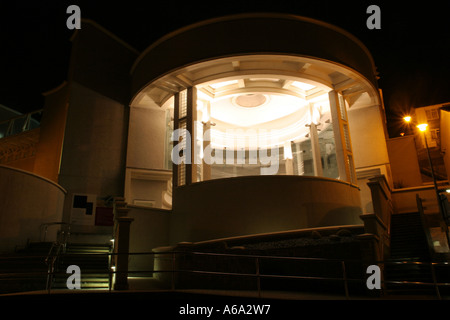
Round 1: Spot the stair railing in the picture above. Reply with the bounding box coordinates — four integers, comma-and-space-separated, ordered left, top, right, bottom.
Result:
40, 222, 71, 247
416, 194, 438, 258
45, 241, 64, 293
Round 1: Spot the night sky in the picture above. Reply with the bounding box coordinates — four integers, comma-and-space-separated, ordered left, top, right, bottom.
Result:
0, 0, 449, 137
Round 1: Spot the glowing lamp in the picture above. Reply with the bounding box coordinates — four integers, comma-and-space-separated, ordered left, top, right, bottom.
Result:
403, 116, 412, 123
417, 123, 428, 132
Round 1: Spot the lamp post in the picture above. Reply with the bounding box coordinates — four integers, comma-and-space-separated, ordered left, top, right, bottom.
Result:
404, 116, 450, 249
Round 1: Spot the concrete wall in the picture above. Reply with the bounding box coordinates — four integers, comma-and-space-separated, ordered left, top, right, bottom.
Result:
126, 107, 167, 170
125, 106, 169, 207
58, 82, 129, 234
392, 185, 437, 214
170, 176, 362, 244
34, 82, 69, 183
347, 105, 390, 172
440, 109, 450, 179
0, 165, 66, 253
387, 136, 423, 188
128, 206, 171, 273
59, 82, 128, 198
54, 20, 138, 237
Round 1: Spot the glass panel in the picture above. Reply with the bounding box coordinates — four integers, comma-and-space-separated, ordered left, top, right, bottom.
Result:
347, 155, 356, 184
164, 108, 174, 170
177, 120, 187, 186
178, 90, 187, 119
0, 122, 8, 138
293, 138, 314, 176
343, 124, 351, 151
319, 125, 339, 179
338, 94, 346, 121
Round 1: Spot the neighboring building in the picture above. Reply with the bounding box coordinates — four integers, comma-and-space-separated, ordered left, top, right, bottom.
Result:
1, 14, 448, 291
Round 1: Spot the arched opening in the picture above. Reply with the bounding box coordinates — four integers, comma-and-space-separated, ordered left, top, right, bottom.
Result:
165, 74, 344, 186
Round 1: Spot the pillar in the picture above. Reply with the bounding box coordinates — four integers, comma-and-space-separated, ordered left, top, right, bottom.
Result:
113, 198, 134, 290
173, 87, 197, 187
202, 101, 212, 181
329, 90, 357, 184
309, 122, 323, 177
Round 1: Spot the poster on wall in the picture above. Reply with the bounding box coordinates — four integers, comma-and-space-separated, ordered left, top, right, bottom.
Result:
70, 194, 96, 226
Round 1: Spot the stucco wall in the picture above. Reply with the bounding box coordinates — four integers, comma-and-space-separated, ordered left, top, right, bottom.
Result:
127, 206, 171, 273
126, 107, 166, 170
386, 136, 423, 188
347, 105, 390, 170
0, 165, 66, 253
170, 176, 362, 244
440, 109, 450, 179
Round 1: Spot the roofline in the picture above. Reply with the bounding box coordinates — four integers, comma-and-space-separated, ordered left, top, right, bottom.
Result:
130, 12, 377, 75
71, 18, 141, 56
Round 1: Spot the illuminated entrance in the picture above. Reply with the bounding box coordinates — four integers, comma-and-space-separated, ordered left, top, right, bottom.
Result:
153, 57, 358, 188
126, 14, 389, 241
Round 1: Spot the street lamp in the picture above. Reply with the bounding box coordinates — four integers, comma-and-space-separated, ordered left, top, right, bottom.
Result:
404, 116, 450, 249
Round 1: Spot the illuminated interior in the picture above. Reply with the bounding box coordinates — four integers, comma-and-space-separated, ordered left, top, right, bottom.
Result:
162, 76, 340, 181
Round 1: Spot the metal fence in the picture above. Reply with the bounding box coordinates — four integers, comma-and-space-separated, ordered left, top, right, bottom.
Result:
1, 249, 450, 299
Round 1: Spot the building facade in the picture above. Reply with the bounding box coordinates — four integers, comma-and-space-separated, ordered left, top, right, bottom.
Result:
1, 14, 393, 255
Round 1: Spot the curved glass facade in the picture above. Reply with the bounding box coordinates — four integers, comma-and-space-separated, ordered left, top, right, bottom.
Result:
165, 77, 348, 186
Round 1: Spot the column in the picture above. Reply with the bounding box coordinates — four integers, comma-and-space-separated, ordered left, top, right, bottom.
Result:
186, 87, 197, 184
284, 141, 294, 175
308, 103, 323, 177
328, 90, 357, 184
202, 101, 212, 181
172, 87, 197, 187
113, 198, 134, 290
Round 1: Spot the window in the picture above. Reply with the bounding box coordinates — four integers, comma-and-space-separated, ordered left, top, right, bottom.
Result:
425, 108, 439, 120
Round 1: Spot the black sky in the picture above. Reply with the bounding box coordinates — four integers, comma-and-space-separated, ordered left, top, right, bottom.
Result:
0, 1, 449, 137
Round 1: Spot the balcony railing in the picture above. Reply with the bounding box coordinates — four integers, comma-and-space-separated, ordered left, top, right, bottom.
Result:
0, 109, 43, 139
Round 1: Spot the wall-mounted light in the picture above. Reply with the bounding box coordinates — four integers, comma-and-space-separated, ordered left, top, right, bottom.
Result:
417, 123, 428, 132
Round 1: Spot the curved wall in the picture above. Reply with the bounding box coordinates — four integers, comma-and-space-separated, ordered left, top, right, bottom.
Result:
170, 176, 362, 244
131, 13, 378, 98
0, 165, 66, 253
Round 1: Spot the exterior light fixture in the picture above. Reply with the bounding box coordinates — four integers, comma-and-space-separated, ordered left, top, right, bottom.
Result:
403, 116, 412, 123
417, 123, 428, 132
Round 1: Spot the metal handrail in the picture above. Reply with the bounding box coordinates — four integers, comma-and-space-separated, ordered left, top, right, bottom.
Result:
1, 250, 450, 299
40, 222, 71, 245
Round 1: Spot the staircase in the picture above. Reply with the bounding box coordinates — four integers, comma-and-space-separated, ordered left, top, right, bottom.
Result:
384, 212, 435, 294
0, 242, 52, 294
50, 243, 112, 290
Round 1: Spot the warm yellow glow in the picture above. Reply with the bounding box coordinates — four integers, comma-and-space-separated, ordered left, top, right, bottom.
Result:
292, 81, 316, 91
283, 141, 293, 160
403, 116, 412, 123
417, 123, 428, 132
